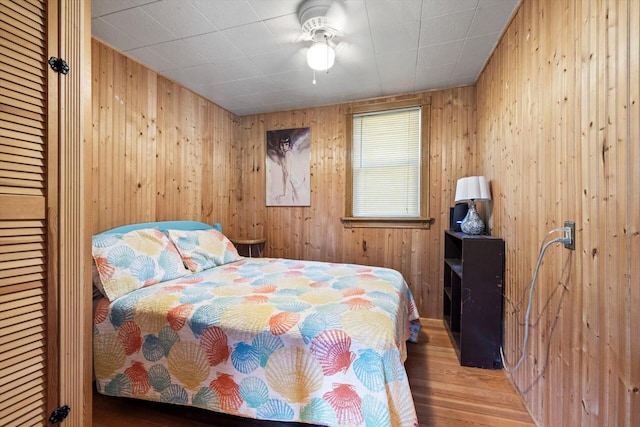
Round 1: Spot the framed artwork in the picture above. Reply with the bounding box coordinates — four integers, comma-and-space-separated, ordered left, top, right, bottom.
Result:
266, 127, 311, 206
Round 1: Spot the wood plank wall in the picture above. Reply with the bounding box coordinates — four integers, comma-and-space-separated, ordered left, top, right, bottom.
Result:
231, 87, 476, 319
90, 39, 238, 235
476, 0, 639, 425
90, 39, 476, 324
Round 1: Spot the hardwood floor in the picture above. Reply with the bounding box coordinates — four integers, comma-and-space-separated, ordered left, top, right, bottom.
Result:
405, 319, 535, 426
93, 319, 535, 427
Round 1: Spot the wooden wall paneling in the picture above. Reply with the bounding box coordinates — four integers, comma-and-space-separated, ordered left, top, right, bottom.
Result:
593, 2, 608, 421
213, 106, 227, 228
93, 40, 112, 230
144, 66, 158, 221
200, 106, 214, 224
221, 107, 238, 229
134, 62, 157, 222
181, 90, 198, 219
91, 40, 159, 232
155, 77, 172, 222
427, 88, 476, 316
234, 88, 476, 319
125, 58, 136, 225
200, 106, 212, 222
194, 98, 208, 220
230, 116, 253, 239
630, 3, 640, 426
156, 78, 175, 220
175, 88, 191, 218
187, 91, 203, 219
159, 77, 177, 220
614, 0, 638, 424
201, 105, 228, 227
319, 105, 346, 262
561, 1, 583, 426
207, 103, 227, 228
104, 41, 115, 228
558, 2, 589, 420
536, 2, 553, 420
592, 0, 610, 423
426, 88, 476, 316
91, 40, 238, 235
155, 78, 209, 222
122, 51, 151, 224
175, 87, 188, 218
425, 92, 445, 316
90, 38, 100, 233
614, 2, 637, 426
307, 108, 323, 261
230, 115, 262, 242
554, 1, 577, 423
476, 0, 639, 424
606, 2, 623, 425
116, 47, 128, 227
579, 1, 599, 424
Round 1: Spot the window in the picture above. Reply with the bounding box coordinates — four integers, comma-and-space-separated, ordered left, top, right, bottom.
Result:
342, 99, 432, 228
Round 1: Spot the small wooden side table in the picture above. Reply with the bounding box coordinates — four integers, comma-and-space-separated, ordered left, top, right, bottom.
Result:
229, 237, 266, 257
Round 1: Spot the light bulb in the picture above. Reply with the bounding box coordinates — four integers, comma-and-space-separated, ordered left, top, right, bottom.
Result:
306, 42, 335, 71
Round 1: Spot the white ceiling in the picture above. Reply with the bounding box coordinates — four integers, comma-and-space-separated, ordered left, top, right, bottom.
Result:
91, 0, 520, 116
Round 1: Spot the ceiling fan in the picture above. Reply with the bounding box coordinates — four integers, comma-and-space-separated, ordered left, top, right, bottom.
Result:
296, 0, 348, 80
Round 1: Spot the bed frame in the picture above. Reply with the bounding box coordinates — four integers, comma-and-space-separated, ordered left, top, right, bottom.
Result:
97, 220, 221, 235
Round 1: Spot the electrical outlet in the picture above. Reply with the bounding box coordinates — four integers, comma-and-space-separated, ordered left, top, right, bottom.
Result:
564, 221, 575, 250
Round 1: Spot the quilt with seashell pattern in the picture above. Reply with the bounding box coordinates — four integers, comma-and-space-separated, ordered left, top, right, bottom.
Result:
94, 257, 420, 426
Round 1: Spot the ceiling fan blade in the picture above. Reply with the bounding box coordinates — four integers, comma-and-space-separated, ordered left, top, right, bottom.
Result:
295, 32, 314, 43
324, 0, 347, 34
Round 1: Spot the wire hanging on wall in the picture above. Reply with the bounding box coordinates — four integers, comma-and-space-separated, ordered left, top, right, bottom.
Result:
500, 227, 573, 373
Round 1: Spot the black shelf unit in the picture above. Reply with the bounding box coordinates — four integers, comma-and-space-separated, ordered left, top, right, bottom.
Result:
443, 230, 505, 369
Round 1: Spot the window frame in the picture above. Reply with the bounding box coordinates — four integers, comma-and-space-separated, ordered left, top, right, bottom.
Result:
342, 98, 433, 229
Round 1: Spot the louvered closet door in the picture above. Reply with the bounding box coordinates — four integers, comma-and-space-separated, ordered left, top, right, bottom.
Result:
0, 1, 56, 426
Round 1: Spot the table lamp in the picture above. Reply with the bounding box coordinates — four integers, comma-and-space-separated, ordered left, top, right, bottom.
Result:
454, 176, 491, 235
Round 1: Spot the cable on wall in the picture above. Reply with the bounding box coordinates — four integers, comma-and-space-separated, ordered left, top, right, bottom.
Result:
500, 227, 571, 373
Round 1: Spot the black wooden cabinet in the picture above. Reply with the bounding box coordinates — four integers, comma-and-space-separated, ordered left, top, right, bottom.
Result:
443, 230, 505, 369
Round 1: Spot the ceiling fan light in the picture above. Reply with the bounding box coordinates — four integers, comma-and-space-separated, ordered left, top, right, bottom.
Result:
307, 42, 335, 71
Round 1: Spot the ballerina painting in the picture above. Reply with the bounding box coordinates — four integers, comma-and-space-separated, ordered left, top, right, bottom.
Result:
266, 127, 311, 206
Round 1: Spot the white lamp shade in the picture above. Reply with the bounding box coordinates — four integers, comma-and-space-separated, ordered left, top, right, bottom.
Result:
307, 42, 335, 71
454, 176, 491, 202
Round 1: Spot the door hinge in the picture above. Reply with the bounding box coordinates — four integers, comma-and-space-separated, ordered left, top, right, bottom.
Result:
49, 405, 70, 424
49, 57, 69, 75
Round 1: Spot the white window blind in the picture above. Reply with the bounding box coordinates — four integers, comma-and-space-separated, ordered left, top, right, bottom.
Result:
352, 107, 421, 217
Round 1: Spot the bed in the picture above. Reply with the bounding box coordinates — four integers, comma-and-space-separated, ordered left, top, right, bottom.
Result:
92, 221, 420, 426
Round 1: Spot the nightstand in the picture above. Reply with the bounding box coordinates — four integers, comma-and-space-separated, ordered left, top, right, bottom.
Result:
443, 230, 505, 369
229, 237, 266, 257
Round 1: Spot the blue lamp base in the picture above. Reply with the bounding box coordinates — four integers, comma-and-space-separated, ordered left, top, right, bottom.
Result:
461, 201, 485, 235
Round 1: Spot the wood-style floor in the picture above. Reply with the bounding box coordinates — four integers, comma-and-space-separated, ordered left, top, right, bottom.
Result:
93, 319, 535, 427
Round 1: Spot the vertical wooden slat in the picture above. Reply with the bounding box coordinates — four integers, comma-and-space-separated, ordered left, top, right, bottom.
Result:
45, 0, 60, 423
476, 0, 639, 425
55, 0, 91, 426
629, 0, 640, 424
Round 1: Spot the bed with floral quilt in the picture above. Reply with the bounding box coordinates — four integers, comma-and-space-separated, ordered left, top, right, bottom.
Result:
92, 221, 420, 427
